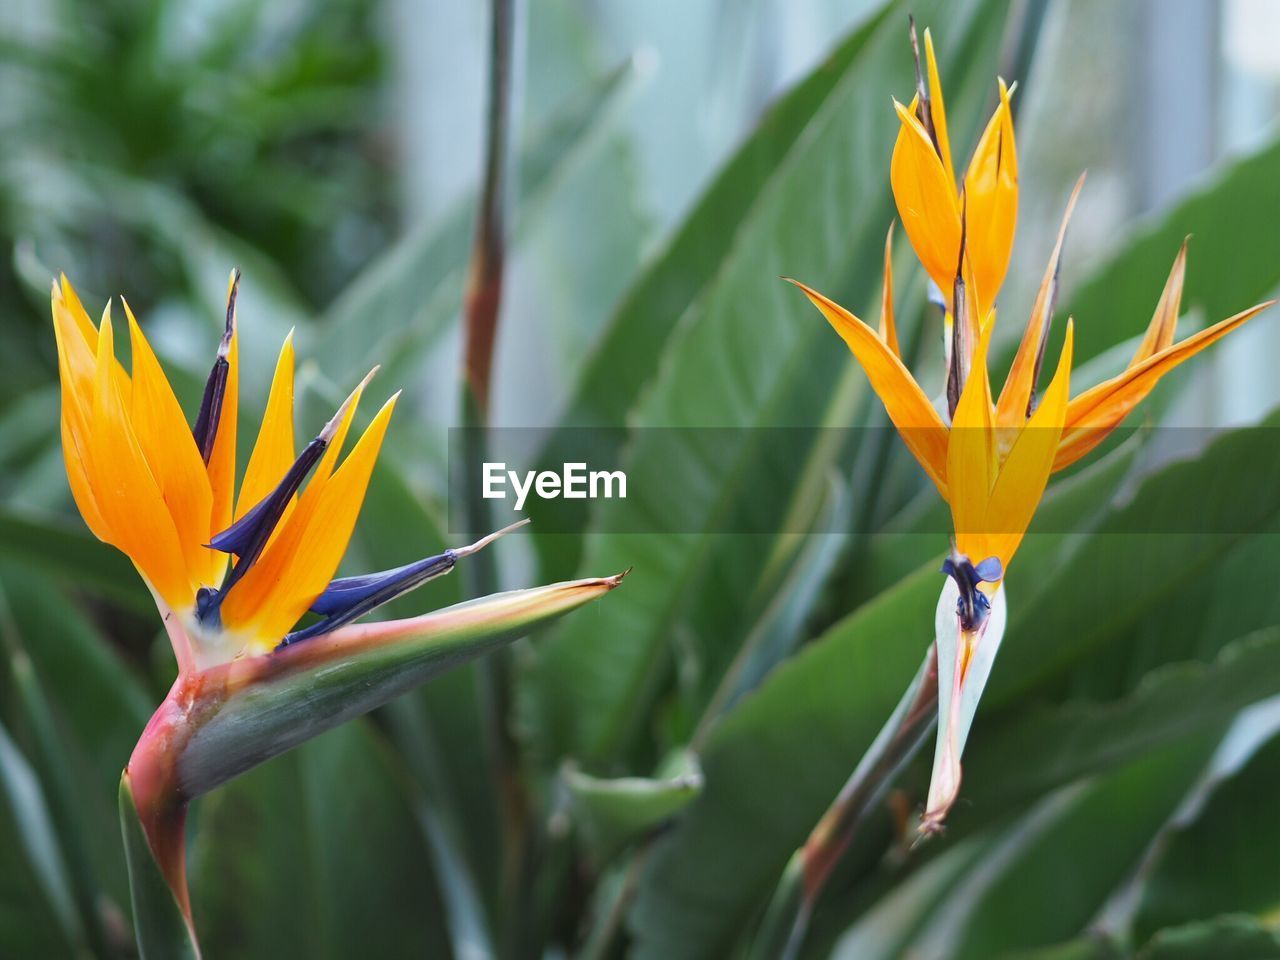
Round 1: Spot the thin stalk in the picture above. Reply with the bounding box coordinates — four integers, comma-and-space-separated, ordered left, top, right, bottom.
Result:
463, 0, 515, 418
766, 645, 939, 960
458, 1, 526, 956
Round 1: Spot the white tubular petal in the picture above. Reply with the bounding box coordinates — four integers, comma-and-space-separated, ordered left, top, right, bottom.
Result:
923, 578, 1008, 831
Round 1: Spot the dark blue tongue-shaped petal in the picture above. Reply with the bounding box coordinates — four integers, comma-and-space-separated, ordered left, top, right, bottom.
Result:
210, 436, 326, 568
206, 371, 377, 615
280, 519, 530, 647
940, 549, 1003, 633
192, 270, 239, 463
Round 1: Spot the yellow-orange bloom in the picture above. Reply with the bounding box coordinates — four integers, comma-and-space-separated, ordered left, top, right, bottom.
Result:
52, 272, 399, 670
890, 28, 1017, 342
793, 21, 1272, 838
795, 58, 1271, 580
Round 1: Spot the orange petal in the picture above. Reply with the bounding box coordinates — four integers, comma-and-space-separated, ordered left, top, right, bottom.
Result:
308, 367, 380, 492
1055, 301, 1273, 470
124, 300, 215, 588
56, 277, 130, 401
984, 321, 1073, 570
923, 29, 956, 186
88, 311, 193, 612
790, 280, 948, 494
56, 274, 99, 349
51, 284, 110, 542
222, 394, 398, 646
995, 175, 1083, 431
1131, 240, 1188, 365
891, 98, 961, 295
962, 79, 1018, 313
236, 332, 296, 520
207, 272, 241, 583
878, 223, 900, 357
948, 318, 997, 561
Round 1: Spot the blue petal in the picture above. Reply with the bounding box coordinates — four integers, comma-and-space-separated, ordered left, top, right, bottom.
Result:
279, 519, 531, 647
309, 551, 456, 616
191, 270, 239, 463
210, 437, 326, 559
973, 557, 1003, 583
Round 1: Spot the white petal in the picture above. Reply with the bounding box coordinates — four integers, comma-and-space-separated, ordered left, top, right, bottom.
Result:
924, 578, 1008, 830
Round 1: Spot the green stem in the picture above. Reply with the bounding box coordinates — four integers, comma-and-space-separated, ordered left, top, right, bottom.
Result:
459, 1, 526, 954
462, 0, 516, 415
766, 645, 938, 960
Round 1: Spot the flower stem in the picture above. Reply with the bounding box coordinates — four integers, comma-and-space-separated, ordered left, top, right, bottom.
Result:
767, 644, 939, 960
462, 0, 516, 418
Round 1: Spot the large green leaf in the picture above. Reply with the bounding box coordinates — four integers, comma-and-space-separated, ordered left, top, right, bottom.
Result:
960, 628, 1280, 819
932, 738, 1219, 960
1133, 728, 1280, 941
524, 0, 918, 583
629, 564, 937, 959
189, 721, 450, 960
1137, 916, 1280, 960
0, 720, 85, 958
522, 0, 1013, 774
0, 509, 151, 615
988, 411, 1280, 707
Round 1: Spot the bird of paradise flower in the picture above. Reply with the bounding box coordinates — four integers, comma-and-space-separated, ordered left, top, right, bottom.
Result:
790, 25, 1272, 831
51, 270, 623, 945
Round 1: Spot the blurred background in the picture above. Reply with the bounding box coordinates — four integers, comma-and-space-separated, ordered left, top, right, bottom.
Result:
3, 0, 1278, 445
3, 0, 1280, 958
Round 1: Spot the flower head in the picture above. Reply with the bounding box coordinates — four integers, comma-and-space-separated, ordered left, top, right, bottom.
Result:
51, 272, 547, 674
792, 28, 1270, 583
52, 271, 625, 933
790, 24, 1272, 829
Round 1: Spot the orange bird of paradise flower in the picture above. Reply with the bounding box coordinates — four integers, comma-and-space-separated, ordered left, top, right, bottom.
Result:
51, 271, 532, 672
790, 24, 1272, 829
51, 270, 628, 933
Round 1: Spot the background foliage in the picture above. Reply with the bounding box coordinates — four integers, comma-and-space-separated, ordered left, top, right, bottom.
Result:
2, 0, 1280, 957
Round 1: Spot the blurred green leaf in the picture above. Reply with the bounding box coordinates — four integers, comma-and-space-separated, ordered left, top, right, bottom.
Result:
989, 411, 1280, 707
563, 749, 703, 865
0, 720, 86, 957
629, 562, 937, 959
933, 738, 1219, 960
0, 509, 151, 615
7, 648, 117, 956
994, 938, 1126, 960
825, 838, 990, 960
0, 564, 150, 935
1134, 729, 1280, 941
190, 722, 451, 960
1136, 915, 1280, 960
961, 628, 1280, 818
529, 0, 894, 579
699, 471, 852, 728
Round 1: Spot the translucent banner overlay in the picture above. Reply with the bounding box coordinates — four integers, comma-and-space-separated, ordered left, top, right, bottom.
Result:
446, 426, 1280, 535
